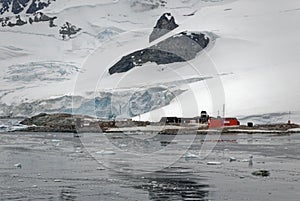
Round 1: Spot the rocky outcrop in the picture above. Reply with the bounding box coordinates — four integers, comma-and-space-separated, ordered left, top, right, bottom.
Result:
59, 22, 81, 40
0, 1, 81, 39
0, 0, 55, 15
21, 113, 74, 126
0, 15, 26, 27
26, 0, 55, 14
29, 12, 57, 27
149, 13, 178, 42
20, 113, 78, 132
1, 12, 57, 28
0, 0, 29, 15
109, 31, 210, 74
19, 113, 151, 133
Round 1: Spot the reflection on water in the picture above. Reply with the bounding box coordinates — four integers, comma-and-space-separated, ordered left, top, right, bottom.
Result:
60, 186, 77, 201
2, 132, 300, 200
115, 167, 209, 201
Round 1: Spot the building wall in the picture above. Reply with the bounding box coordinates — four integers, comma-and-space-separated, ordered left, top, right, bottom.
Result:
208, 118, 239, 128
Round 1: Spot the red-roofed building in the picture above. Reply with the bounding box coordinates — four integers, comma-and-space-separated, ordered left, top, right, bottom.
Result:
208, 117, 240, 128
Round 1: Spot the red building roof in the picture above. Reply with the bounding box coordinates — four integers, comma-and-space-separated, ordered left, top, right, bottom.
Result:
208, 117, 240, 128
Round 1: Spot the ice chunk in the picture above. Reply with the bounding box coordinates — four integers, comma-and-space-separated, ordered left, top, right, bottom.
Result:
229, 157, 237, 162
185, 152, 198, 158
118, 144, 128, 147
0, 124, 7, 129
207, 161, 222, 165
96, 150, 116, 155
96, 167, 105, 170
14, 163, 22, 169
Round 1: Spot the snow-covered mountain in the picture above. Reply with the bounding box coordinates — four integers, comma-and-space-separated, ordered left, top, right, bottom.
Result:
1, 0, 300, 124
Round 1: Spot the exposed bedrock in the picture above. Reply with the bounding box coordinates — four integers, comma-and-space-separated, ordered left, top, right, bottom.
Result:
109, 31, 209, 75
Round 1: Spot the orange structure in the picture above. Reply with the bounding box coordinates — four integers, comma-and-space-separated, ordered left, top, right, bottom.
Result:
208, 117, 240, 128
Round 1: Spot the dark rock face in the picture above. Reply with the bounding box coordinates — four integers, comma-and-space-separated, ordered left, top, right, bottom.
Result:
1, 11, 57, 28
0, 15, 27, 27
149, 13, 178, 42
0, 0, 30, 15
109, 48, 185, 74
109, 31, 209, 75
59, 22, 81, 40
20, 113, 89, 133
29, 12, 57, 26
11, 0, 29, 14
20, 113, 77, 132
0, 0, 11, 15
0, 0, 55, 15
26, 0, 55, 14
20, 113, 72, 126
18, 113, 152, 133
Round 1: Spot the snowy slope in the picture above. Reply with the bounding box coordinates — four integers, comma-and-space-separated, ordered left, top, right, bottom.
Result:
0, 0, 232, 116
133, 0, 300, 123
1, 0, 300, 124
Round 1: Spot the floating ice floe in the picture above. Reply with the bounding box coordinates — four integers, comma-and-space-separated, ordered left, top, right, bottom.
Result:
96, 150, 116, 155
185, 152, 198, 159
288, 128, 300, 132
96, 167, 106, 170
118, 144, 128, 147
207, 161, 222, 165
14, 163, 22, 168
229, 157, 237, 162
0, 124, 8, 129
241, 159, 249, 162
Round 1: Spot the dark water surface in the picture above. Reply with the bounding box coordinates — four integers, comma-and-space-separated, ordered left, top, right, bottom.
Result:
1, 132, 300, 201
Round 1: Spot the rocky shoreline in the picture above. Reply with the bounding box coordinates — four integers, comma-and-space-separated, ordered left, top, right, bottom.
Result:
12, 113, 300, 134
17, 113, 150, 133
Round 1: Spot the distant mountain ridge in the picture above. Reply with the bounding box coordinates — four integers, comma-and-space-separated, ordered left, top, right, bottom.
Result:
0, 0, 55, 15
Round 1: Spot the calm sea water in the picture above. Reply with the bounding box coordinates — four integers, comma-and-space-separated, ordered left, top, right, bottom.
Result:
1, 131, 300, 200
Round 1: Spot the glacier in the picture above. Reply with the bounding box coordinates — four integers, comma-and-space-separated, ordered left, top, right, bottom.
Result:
0, 0, 300, 124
